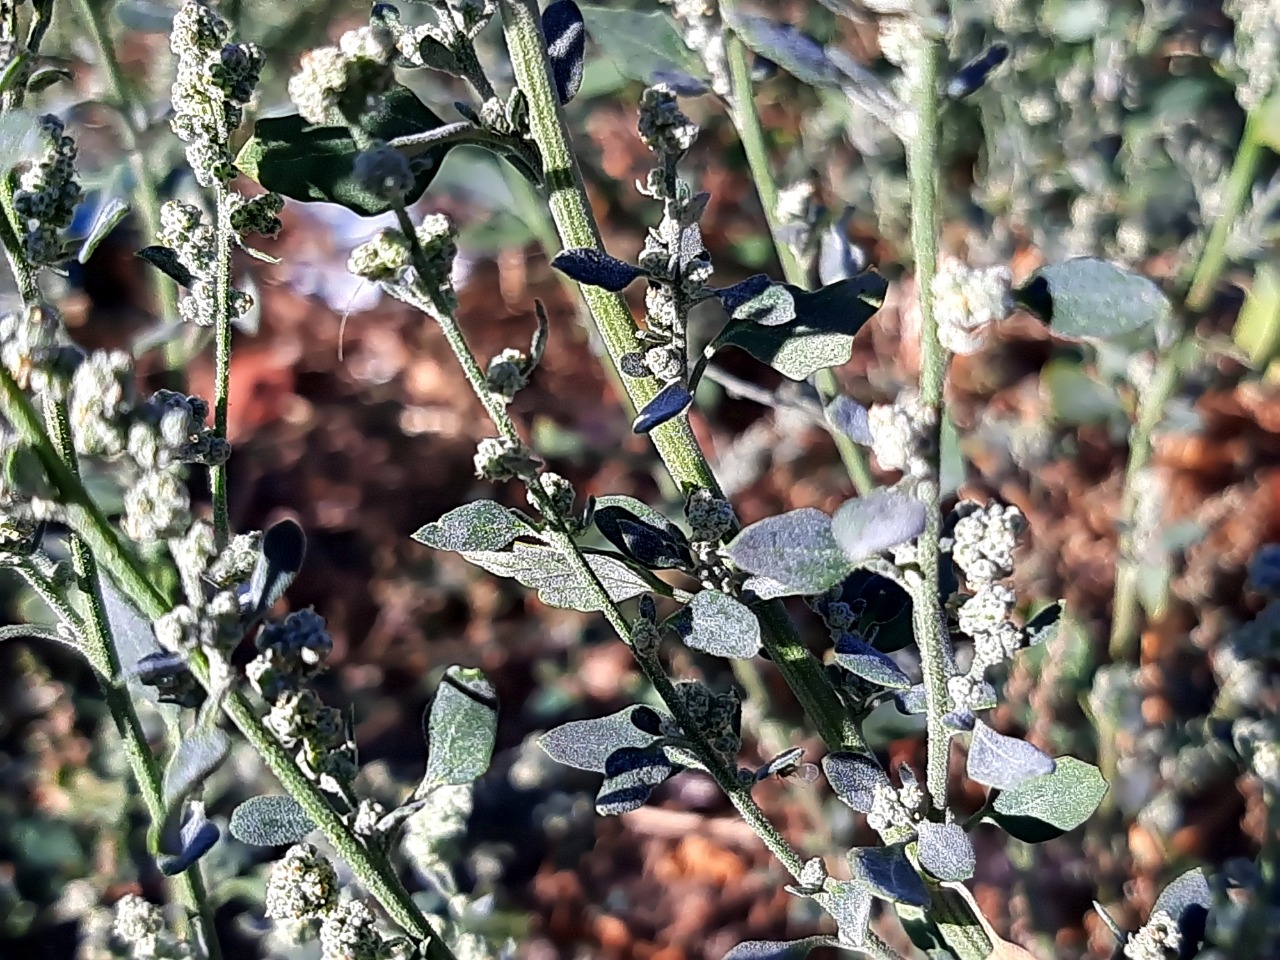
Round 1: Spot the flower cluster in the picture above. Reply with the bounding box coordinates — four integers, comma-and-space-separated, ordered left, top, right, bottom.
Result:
12, 115, 82, 265
170, 0, 263, 186
288, 23, 395, 126
663, 0, 730, 97
473, 436, 540, 483
932, 258, 1013, 356
683, 488, 738, 592
109, 894, 193, 960
265, 843, 339, 922
157, 200, 254, 327
1224, 0, 1280, 110
1123, 910, 1182, 960
348, 215, 459, 310
866, 770, 926, 836
868, 389, 936, 478
660, 680, 742, 764
0, 305, 80, 399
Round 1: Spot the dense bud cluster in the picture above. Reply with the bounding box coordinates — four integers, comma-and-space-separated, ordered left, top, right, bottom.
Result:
932, 259, 1013, 356
158, 200, 254, 328
288, 23, 395, 126
110, 894, 192, 959
868, 389, 937, 477
265, 844, 339, 922
318, 900, 383, 960
13, 115, 82, 265
1123, 910, 1182, 960
473, 436, 540, 482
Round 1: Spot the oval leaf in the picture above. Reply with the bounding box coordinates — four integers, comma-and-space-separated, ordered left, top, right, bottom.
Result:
990, 756, 1107, 843
543, 0, 586, 104
420, 666, 498, 793
1018, 258, 1170, 342
539, 705, 661, 772
825, 395, 872, 445
594, 505, 691, 569
595, 743, 681, 816
413, 500, 530, 553
551, 248, 645, 292
684, 590, 761, 658
229, 795, 317, 846
823, 751, 891, 813
1152, 866, 1212, 943
832, 634, 912, 690
831, 490, 926, 563
633, 381, 694, 434
163, 728, 231, 810
726, 507, 850, 597
967, 720, 1055, 791
726, 12, 839, 86
848, 843, 930, 907
916, 821, 976, 882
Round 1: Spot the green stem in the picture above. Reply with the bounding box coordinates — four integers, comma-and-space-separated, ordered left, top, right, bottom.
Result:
904, 30, 952, 812
210, 187, 233, 544
497, 0, 862, 755
721, 22, 875, 497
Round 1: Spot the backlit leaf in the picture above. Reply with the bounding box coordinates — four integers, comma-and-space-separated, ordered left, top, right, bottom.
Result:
413, 500, 531, 553
726, 508, 847, 597
539, 705, 663, 772
967, 720, 1055, 791
421, 666, 498, 792
916, 821, 975, 882
1018, 258, 1169, 342
990, 756, 1107, 843
683, 590, 761, 658
848, 843, 929, 907
831, 490, 926, 563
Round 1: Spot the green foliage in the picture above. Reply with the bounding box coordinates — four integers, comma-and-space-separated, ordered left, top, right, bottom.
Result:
989, 757, 1108, 842
421, 666, 499, 791
1018, 258, 1170, 342
229, 795, 317, 846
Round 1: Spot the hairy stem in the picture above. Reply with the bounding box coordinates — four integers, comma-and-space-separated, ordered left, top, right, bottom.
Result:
211, 186, 234, 544
904, 28, 952, 812
498, 0, 863, 755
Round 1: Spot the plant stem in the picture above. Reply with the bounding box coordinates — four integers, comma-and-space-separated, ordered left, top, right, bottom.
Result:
1110, 98, 1269, 658
498, 0, 863, 755
903, 28, 952, 812
211, 186, 233, 544
721, 20, 875, 497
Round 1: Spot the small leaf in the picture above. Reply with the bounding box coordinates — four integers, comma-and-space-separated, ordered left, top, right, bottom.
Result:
236, 85, 454, 217
0, 50, 29, 96
633, 382, 694, 434
813, 879, 873, 947
990, 756, 1108, 843
848, 843, 930, 907
595, 744, 681, 816
77, 196, 130, 264
1017, 258, 1170, 342
732, 284, 796, 326
137, 245, 195, 288
543, 0, 586, 104
413, 500, 531, 553
539, 705, 662, 772
916, 821, 976, 882
593, 504, 691, 570
967, 720, 1055, 791
817, 214, 865, 285
683, 590, 761, 658
461, 542, 651, 611
712, 273, 887, 380
162, 728, 231, 809
945, 42, 1010, 99
229, 795, 317, 846
247, 518, 306, 619
823, 751, 890, 813
824, 396, 872, 445
420, 666, 498, 792
832, 633, 911, 690
551, 248, 645, 291
721, 937, 839, 960
157, 801, 220, 876
1152, 867, 1212, 946
831, 491, 926, 563
715, 274, 772, 314
577, 4, 709, 84
726, 508, 849, 597
1023, 601, 1063, 647
726, 12, 839, 87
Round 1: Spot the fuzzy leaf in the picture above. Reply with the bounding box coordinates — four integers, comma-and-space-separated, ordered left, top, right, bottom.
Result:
229, 795, 317, 846
967, 720, 1055, 791
577, 4, 708, 84
552, 248, 645, 291
1018, 258, 1169, 342
831, 491, 926, 563
236, 85, 453, 217
162, 728, 231, 809
825, 396, 872, 445
726, 12, 839, 87
77, 196, 130, 265
916, 821, 976, 882
990, 757, 1107, 843
593, 504, 691, 570
817, 216, 865, 285
539, 705, 663, 772
823, 751, 891, 813
732, 284, 796, 326
682, 590, 761, 658
715, 274, 772, 314
1152, 867, 1212, 948
848, 843, 929, 907
813, 879, 873, 947
726, 508, 849, 597
157, 801, 220, 876
595, 744, 681, 816
137, 245, 194, 288
1023, 602, 1063, 647
247, 518, 306, 620
721, 937, 839, 960
543, 0, 586, 104
413, 500, 531, 553
633, 382, 694, 434
0, 623, 87, 660
832, 634, 912, 690
460, 542, 650, 611
712, 273, 886, 380
421, 666, 498, 791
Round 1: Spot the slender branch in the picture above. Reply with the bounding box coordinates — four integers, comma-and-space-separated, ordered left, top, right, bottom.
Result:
497, 0, 863, 755
210, 186, 233, 544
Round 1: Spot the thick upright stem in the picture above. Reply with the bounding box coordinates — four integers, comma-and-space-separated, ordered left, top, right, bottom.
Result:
211, 188, 234, 544
904, 30, 952, 811
498, 0, 862, 755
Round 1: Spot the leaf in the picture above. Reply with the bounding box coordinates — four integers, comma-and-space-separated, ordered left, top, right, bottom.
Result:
235, 85, 454, 217
725, 12, 839, 87
593, 504, 691, 570
137, 245, 195, 288
460, 542, 650, 611
732, 284, 796, 326
633, 382, 694, 434
939, 881, 1034, 960
712, 273, 887, 380
101, 581, 163, 692
726, 508, 849, 597
831, 490, 926, 563
0, 623, 87, 660
720, 937, 839, 960
595, 744, 681, 816
26, 65, 74, 95
229, 795, 317, 846
247, 518, 306, 620
916, 821, 976, 882
825, 395, 872, 445
990, 756, 1108, 843
1152, 867, 1212, 948
413, 500, 531, 553
848, 843, 930, 907
817, 215, 865, 285
944, 42, 1010, 100
162, 728, 231, 809
421, 666, 498, 792
539, 705, 662, 772
682, 590, 761, 658
1017, 258, 1169, 342
0, 110, 42, 175
823, 751, 891, 813
966, 720, 1055, 791
77, 196, 130, 265
1023, 601, 1063, 647
157, 801, 220, 876
543, 0, 586, 104
715, 274, 772, 313
577, 4, 708, 85
813, 879, 873, 948
551, 247, 645, 292
1233, 262, 1280, 368
1041, 359, 1124, 426
832, 633, 912, 690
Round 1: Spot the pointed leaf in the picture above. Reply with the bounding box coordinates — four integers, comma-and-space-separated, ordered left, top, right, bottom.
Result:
725, 12, 839, 86
551, 248, 645, 291
539, 705, 662, 772
916, 821, 976, 882
831, 490, 926, 563
543, 0, 586, 104
1017, 258, 1169, 342
848, 843, 930, 907
633, 382, 693, 434
967, 720, 1055, 791
726, 507, 849, 596
163, 728, 231, 809
157, 801, 220, 876
413, 500, 531, 553
421, 666, 498, 792
593, 505, 691, 569
77, 197, 130, 265
460, 542, 650, 610
682, 590, 761, 658
577, 4, 709, 84
823, 751, 891, 813
832, 634, 911, 689
229, 795, 317, 846
137, 245, 195, 288
990, 756, 1107, 843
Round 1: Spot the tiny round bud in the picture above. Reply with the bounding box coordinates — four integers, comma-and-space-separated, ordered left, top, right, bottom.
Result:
265, 843, 339, 921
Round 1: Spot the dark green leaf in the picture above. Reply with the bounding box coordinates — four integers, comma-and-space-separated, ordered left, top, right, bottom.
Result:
832, 634, 912, 689
235, 85, 453, 217
727, 508, 849, 597
831, 490, 926, 563
1017, 258, 1169, 342
683, 590, 761, 658
137, 245, 194, 288
916, 821, 975, 882
848, 843, 930, 907
967, 720, 1055, 791
1023, 602, 1063, 647
247, 518, 306, 620
421, 666, 498, 791
228, 795, 317, 846
544, 0, 586, 104
413, 500, 531, 553
539, 705, 662, 772
593, 504, 691, 569
990, 756, 1107, 843
633, 382, 694, 434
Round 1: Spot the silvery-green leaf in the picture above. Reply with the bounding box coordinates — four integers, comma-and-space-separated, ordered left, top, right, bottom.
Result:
552, 248, 645, 292
420, 666, 498, 792
577, 4, 709, 83
823, 751, 890, 813
539, 705, 663, 772
77, 199, 130, 265
726, 508, 849, 597
1150, 867, 1212, 950
229, 795, 317, 846
593, 504, 691, 570
817, 214, 866, 285
715, 274, 772, 314
916, 821, 975, 882
813, 879, 873, 947
162, 728, 231, 809
721, 937, 839, 960
101, 581, 162, 693
413, 500, 531, 553
595, 744, 681, 816
824, 395, 872, 445
893, 684, 928, 715
1018, 258, 1170, 342
543, 0, 586, 104
831, 490, 926, 563
460, 542, 650, 611
157, 800, 220, 876
966, 720, 1055, 791
832, 633, 911, 689
732, 284, 797, 326
848, 843, 929, 907
682, 590, 761, 658
633, 382, 694, 434
990, 756, 1107, 843
725, 12, 839, 87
